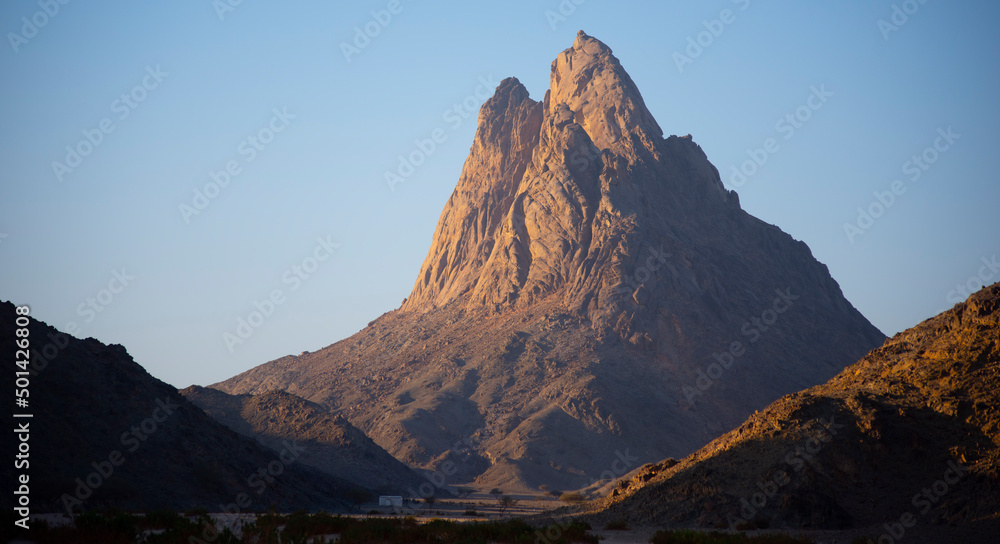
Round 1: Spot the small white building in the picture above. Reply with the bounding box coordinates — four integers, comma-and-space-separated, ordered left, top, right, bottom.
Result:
378, 495, 403, 507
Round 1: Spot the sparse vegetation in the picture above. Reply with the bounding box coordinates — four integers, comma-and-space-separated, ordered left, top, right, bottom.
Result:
649, 529, 813, 544
498, 494, 518, 516
72, 511, 139, 544
734, 517, 769, 531
11, 510, 242, 544
604, 519, 630, 530
455, 486, 475, 498
9, 511, 601, 544
559, 491, 586, 505
345, 488, 373, 512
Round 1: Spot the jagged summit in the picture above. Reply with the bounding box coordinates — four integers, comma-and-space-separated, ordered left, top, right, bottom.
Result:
403, 31, 730, 316
216, 33, 884, 491
548, 31, 663, 151
401, 74, 543, 312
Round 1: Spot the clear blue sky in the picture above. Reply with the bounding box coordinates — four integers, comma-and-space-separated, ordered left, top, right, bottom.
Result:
2, 1, 997, 388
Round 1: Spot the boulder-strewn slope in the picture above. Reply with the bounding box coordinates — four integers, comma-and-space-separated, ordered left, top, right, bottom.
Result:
213, 32, 884, 491
587, 284, 1000, 534
0, 301, 367, 513
180, 386, 428, 494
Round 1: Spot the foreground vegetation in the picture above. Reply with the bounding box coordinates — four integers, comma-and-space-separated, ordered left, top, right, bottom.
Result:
649, 530, 813, 544
4, 510, 823, 544
7, 510, 598, 544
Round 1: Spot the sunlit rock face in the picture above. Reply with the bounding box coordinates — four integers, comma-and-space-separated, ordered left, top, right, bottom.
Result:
591, 284, 1000, 532
215, 31, 884, 491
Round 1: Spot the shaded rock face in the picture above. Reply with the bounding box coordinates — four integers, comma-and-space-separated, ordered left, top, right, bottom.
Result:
180, 386, 428, 495
215, 32, 884, 491
589, 284, 1000, 535
0, 302, 365, 514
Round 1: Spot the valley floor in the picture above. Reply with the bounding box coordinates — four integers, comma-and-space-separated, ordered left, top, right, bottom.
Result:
25, 510, 1000, 543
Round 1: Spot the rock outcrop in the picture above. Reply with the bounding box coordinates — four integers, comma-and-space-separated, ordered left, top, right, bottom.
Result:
214, 32, 884, 491
0, 301, 368, 513
587, 283, 1000, 538
181, 386, 429, 494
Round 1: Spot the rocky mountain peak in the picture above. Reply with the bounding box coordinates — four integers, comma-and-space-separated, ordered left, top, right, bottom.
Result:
400, 75, 542, 312
216, 33, 884, 492
548, 31, 663, 151
404, 32, 682, 315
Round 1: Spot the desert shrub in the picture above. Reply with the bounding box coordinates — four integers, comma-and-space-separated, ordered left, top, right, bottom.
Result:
5, 510, 600, 544
74, 511, 138, 544
649, 529, 813, 544
141, 508, 187, 530
283, 510, 353, 538
735, 517, 770, 531
559, 491, 586, 504
145, 514, 240, 544
604, 519, 630, 530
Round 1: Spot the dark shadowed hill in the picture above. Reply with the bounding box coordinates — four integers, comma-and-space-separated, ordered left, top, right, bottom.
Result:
0, 301, 369, 514
584, 283, 1000, 540
212, 31, 884, 492
180, 386, 430, 495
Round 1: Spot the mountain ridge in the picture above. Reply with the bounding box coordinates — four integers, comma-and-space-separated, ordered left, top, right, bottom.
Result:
180, 385, 429, 495
214, 31, 885, 491
584, 283, 1000, 537
0, 301, 368, 514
